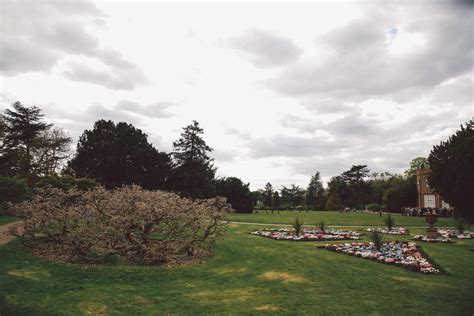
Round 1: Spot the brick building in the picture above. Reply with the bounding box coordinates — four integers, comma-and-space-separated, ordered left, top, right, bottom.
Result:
416, 168, 450, 208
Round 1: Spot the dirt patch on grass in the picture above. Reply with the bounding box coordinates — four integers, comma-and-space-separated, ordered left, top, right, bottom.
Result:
132, 296, 155, 305
8, 268, 51, 281
77, 302, 108, 315
393, 276, 455, 288
254, 304, 279, 312
260, 271, 309, 283
189, 287, 259, 304
0, 222, 21, 245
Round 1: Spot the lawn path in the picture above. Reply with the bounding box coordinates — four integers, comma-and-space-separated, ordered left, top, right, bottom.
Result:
0, 221, 21, 245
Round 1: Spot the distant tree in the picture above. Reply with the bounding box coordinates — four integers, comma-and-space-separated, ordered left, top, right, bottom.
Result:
272, 191, 281, 213
68, 120, 172, 190
281, 184, 306, 210
428, 120, 474, 222
325, 176, 346, 210
305, 171, 326, 211
263, 182, 274, 211
34, 127, 71, 175
0, 101, 71, 185
383, 175, 417, 212
251, 189, 265, 209
215, 177, 253, 213
368, 172, 395, 205
170, 120, 216, 198
405, 157, 429, 178
341, 165, 371, 209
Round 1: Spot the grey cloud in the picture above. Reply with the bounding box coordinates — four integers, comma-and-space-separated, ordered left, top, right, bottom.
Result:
213, 149, 239, 162
0, 0, 147, 90
85, 104, 143, 126
115, 100, 175, 118
34, 20, 100, 54
0, 36, 59, 75
266, 2, 473, 101
226, 128, 252, 140
64, 63, 147, 90
326, 113, 379, 137
301, 98, 352, 114
248, 135, 344, 158
280, 114, 322, 134
228, 29, 303, 68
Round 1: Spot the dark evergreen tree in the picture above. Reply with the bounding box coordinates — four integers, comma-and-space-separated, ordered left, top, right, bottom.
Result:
263, 182, 274, 210
325, 176, 346, 210
215, 177, 253, 213
305, 171, 326, 211
0, 102, 70, 184
428, 120, 474, 222
68, 120, 172, 190
170, 120, 216, 198
341, 165, 371, 209
272, 191, 281, 213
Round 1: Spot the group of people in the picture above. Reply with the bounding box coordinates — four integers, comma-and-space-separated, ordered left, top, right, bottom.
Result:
400, 207, 454, 217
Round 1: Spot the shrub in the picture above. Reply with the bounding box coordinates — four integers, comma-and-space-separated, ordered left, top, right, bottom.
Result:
291, 217, 303, 236
367, 204, 381, 212
35, 175, 99, 191
384, 214, 395, 231
10, 186, 231, 265
0, 177, 32, 215
319, 221, 326, 232
370, 231, 384, 250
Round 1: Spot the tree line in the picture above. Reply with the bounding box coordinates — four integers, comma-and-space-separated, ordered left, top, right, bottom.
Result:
0, 102, 253, 213
252, 163, 419, 213
0, 101, 472, 220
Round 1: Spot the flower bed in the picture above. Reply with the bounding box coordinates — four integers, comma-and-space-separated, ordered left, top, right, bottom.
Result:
320, 241, 440, 274
251, 228, 361, 241
437, 229, 473, 239
413, 235, 452, 243
366, 227, 408, 235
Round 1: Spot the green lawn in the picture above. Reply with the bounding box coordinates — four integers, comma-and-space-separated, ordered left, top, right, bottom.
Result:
229, 210, 457, 227
1, 221, 473, 315
0, 216, 18, 226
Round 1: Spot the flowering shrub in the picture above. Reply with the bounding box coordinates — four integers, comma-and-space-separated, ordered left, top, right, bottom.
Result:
366, 227, 408, 235
251, 228, 360, 241
9, 186, 231, 265
413, 235, 452, 243
437, 229, 473, 239
320, 241, 440, 274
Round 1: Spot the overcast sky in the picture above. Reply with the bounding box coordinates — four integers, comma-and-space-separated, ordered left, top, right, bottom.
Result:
1, 0, 473, 190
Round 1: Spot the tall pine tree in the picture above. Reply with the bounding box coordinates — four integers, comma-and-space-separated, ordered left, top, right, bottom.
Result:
170, 120, 216, 198
306, 171, 326, 211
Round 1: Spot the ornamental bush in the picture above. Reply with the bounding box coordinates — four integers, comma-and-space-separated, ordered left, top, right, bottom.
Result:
10, 186, 231, 265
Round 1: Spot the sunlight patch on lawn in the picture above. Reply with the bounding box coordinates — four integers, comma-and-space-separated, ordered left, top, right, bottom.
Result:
260, 271, 309, 283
